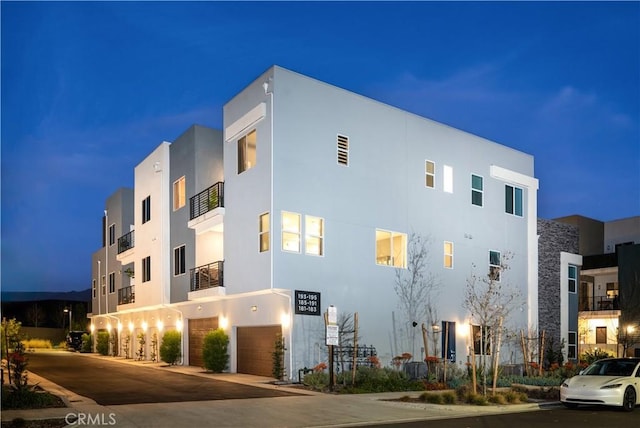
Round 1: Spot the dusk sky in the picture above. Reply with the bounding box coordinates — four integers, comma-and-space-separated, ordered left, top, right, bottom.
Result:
2, 1, 638, 293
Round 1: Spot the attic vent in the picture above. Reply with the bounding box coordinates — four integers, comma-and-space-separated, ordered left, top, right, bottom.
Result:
337, 135, 349, 166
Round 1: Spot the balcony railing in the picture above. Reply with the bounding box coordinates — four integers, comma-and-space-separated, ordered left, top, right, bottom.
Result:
190, 261, 224, 291
118, 285, 135, 305
579, 296, 620, 312
190, 182, 224, 220
117, 231, 135, 254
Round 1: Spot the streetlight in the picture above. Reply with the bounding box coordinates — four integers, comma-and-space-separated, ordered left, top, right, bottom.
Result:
64, 307, 72, 331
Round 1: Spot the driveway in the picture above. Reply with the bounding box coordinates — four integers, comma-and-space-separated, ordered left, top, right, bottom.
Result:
26, 352, 302, 405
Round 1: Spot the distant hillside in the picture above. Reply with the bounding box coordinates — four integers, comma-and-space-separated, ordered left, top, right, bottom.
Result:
1, 289, 91, 303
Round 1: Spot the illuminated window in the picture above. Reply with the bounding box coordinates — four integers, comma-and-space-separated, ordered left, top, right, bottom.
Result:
568, 265, 577, 293
443, 165, 453, 193
375, 229, 407, 268
489, 250, 501, 281
259, 213, 270, 252
109, 272, 115, 294
337, 135, 349, 166
282, 211, 301, 253
238, 130, 257, 173
505, 185, 523, 217
173, 176, 186, 210
471, 174, 483, 206
305, 216, 324, 256
174, 245, 186, 276
142, 256, 151, 283
444, 241, 454, 268
425, 160, 435, 188
142, 196, 151, 224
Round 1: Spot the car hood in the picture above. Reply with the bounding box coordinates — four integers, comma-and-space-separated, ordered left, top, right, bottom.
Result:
567, 375, 627, 387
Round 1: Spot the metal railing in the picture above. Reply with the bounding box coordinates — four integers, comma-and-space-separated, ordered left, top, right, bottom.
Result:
118, 285, 135, 305
190, 182, 224, 220
579, 296, 620, 311
117, 230, 135, 254
190, 261, 224, 291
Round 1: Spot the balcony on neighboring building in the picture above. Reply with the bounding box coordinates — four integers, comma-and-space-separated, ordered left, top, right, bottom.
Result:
118, 285, 135, 305
116, 230, 135, 264
188, 261, 225, 300
187, 182, 225, 235
580, 295, 620, 312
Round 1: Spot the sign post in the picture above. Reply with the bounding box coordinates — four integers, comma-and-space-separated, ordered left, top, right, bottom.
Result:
325, 306, 338, 391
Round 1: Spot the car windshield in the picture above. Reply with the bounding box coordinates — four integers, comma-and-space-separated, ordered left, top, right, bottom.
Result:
582, 360, 638, 376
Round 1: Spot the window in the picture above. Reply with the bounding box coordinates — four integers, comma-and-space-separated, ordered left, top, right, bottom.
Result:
174, 245, 186, 276
425, 160, 435, 188
337, 135, 349, 166
444, 241, 454, 268
142, 256, 151, 283
92, 279, 96, 298
489, 250, 501, 281
606, 282, 619, 298
505, 185, 523, 217
142, 196, 151, 224
568, 331, 577, 359
568, 265, 577, 293
305, 216, 324, 256
282, 211, 301, 253
596, 326, 607, 344
472, 325, 491, 355
471, 174, 483, 206
101, 275, 106, 296
441, 321, 457, 362
109, 224, 116, 246
375, 229, 407, 268
259, 213, 270, 252
238, 130, 257, 173
443, 165, 453, 193
109, 272, 115, 294
173, 176, 186, 210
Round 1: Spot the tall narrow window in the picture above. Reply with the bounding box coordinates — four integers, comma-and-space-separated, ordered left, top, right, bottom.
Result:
305, 216, 324, 256
174, 245, 186, 276
92, 279, 96, 298
471, 174, 483, 206
568, 265, 577, 293
443, 165, 453, 193
101, 275, 106, 296
238, 130, 257, 173
441, 321, 457, 362
142, 196, 151, 224
109, 224, 116, 246
425, 160, 435, 188
472, 325, 491, 355
259, 213, 270, 252
568, 331, 577, 359
489, 250, 501, 281
142, 256, 151, 283
173, 176, 186, 210
444, 241, 454, 268
109, 272, 115, 294
505, 185, 523, 217
375, 229, 407, 268
337, 135, 349, 166
282, 211, 301, 253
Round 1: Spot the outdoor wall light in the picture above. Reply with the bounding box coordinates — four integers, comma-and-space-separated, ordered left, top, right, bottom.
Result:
90, 324, 95, 333
157, 320, 163, 331
142, 321, 148, 331
197, 305, 202, 311
219, 316, 228, 329
251, 305, 258, 312
128, 322, 134, 332
281, 313, 290, 328
117, 322, 123, 332
176, 319, 183, 331
106, 322, 112, 331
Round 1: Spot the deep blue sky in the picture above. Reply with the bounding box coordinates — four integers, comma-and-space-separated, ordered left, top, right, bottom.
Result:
2, 2, 639, 293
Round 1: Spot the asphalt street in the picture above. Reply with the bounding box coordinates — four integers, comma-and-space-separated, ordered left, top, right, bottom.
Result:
26, 352, 302, 405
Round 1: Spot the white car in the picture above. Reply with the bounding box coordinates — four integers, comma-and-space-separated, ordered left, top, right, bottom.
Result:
560, 357, 640, 412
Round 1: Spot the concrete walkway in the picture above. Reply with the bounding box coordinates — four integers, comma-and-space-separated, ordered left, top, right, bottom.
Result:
2, 352, 556, 427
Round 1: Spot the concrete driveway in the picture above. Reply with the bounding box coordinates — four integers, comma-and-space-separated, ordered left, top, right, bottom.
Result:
26, 351, 302, 405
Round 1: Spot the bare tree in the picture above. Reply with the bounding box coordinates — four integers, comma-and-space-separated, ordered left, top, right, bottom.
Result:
463, 253, 523, 395
393, 233, 440, 359
26, 303, 45, 327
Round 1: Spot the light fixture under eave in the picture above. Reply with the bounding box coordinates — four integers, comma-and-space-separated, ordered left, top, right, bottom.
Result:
251, 305, 258, 312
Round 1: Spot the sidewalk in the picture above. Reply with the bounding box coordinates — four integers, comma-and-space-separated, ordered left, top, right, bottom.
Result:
2, 352, 558, 427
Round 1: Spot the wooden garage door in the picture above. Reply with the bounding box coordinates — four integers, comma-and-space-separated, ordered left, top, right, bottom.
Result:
237, 325, 281, 377
188, 317, 218, 367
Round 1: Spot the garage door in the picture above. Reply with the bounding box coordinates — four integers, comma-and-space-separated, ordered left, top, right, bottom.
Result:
188, 317, 218, 367
237, 325, 282, 377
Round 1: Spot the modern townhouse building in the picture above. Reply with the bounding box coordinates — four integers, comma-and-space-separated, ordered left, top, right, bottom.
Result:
90, 66, 540, 379
555, 215, 640, 358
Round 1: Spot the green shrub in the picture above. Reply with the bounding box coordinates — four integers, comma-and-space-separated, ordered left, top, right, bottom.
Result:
420, 392, 443, 404
302, 371, 328, 391
442, 391, 457, 404
504, 390, 520, 403
1, 386, 65, 409
81, 334, 92, 353
488, 393, 507, 405
159, 331, 182, 365
21, 339, 52, 349
202, 328, 229, 372
468, 393, 488, 406
96, 331, 110, 356
580, 348, 613, 365
272, 334, 285, 380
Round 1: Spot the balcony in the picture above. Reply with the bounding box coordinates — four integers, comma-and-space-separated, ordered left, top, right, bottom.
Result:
188, 182, 225, 235
116, 230, 135, 263
118, 285, 135, 305
580, 296, 620, 312
188, 261, 225, 300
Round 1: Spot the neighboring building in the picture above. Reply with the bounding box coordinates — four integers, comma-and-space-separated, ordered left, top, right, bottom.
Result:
537, 218, 581, 362
90, 66, 540, 379
555, 215, 640, 358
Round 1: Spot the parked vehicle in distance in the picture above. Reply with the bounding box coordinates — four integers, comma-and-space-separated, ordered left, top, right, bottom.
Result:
66, 331, 85, 351
560, 357, 640, 412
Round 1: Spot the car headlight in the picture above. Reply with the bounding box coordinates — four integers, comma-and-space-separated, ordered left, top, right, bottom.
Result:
600, 383, 622, 389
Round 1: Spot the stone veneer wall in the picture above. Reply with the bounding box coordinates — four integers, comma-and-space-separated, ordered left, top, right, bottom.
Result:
537, 218, 579, 345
